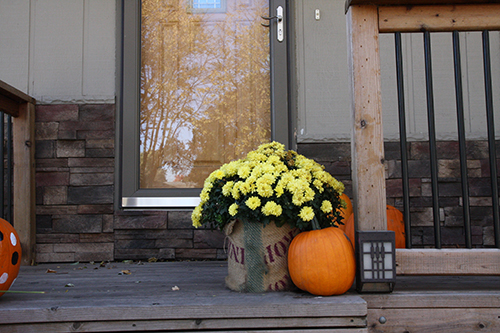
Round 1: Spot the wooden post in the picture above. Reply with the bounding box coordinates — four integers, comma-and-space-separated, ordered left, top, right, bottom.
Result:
0, 80, 36, 265
13, 102, 36, 265
346, 5, 387, 231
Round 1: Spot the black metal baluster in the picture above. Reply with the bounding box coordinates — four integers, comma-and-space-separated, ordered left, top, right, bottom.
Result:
395, 32, 412, 248
452, 31, 472, 248
423, 31, 441, 248
482, 30, 500, 248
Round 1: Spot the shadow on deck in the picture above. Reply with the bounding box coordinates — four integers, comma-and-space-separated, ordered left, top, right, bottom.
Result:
1, 261, 499, 332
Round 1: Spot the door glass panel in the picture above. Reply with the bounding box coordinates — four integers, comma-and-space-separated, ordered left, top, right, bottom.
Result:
140, 0, 270, 189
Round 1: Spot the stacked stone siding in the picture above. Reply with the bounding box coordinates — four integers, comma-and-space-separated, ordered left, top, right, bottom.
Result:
298, 142, 498, 248
35, 104, 115, 262
35, 104, 226, 262
34, 104, 498, 263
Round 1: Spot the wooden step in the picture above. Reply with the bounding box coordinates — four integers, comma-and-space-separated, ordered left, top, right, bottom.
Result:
0, 261, 367, 332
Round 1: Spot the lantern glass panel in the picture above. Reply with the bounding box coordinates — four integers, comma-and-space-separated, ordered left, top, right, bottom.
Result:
363, 253, 372, 269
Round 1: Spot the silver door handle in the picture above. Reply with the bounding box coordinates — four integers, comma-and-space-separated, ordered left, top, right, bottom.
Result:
261, 6, 284, 42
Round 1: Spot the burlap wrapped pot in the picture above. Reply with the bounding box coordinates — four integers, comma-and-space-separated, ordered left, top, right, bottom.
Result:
224, 219, 299, 292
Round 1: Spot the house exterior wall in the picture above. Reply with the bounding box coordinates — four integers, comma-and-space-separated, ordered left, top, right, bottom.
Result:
0, 0, 115, 103
0, 0, 498, 262
295, 0, 500, 143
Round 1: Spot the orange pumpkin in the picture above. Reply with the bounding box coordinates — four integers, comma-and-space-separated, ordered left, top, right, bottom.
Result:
337, 194, 353, 230
344, 205, 406, 249
0, 218, 22, 297
288, 227, 355, 296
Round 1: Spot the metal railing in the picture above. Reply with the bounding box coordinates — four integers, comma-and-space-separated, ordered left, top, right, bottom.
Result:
346, 0, 500, 275
393, 31, 500, 249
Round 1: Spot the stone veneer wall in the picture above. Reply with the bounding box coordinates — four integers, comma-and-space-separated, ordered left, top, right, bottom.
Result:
299, 142, 498, 248
34, 104, 498, 263
35, 104, 226, 263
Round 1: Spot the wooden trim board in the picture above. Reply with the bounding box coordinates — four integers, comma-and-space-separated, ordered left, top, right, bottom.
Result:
346, 0, 498, 7
379, 4, 500, 32
396, 249, 500, 275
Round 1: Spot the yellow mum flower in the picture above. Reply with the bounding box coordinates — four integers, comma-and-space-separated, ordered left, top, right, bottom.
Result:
292, 189, 314, 206
275, 185, 284, 197
246, 196, 261, 210
250, 165, 264, 178
331, 179, 345, 193
228, 203, 239, 216
274, 163, 288, 174
191, 205, 203, 227
222, 161, 238, 176
256, 174, 276, 186
222, 181, 234, 197
321, 200, 333, 213
303, 187, 315, 202
231, 182, 241, 200
262, 201, 283, 217
262, 163, 275, 175
214, 169, 225, 179
257, 183, 273, 198
313, 179, 324, 193
200, 188, 211, 203
299, 206, 315, 221
238, 165, 251, 179
267, 155, 280, 165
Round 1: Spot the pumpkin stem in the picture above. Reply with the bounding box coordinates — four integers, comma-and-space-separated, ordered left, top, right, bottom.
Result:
311, 217, 321, 230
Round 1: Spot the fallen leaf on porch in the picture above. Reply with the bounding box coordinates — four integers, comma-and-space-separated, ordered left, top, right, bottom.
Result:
122, 260, 133, 264
0, 290, 45, 294
46, 269, 57, 273
172, 286, 180, 291
148, 257, 158, 262
70, 262, 80, 265
65, 283, 75, 287
100, 261, 106, 267
119, 270, 131, 275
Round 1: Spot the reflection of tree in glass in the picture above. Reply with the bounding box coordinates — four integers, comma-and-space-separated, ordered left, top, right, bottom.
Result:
140, 0, 270, 189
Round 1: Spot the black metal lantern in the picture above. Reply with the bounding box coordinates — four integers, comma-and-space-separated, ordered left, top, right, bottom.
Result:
355, 230, 396, 293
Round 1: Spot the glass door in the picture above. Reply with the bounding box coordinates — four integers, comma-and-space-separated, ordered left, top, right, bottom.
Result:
120, 0, 290, 208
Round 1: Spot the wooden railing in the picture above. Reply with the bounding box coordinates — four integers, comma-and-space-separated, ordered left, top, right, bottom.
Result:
346, 0, 500, 275
0, 80, 36, 265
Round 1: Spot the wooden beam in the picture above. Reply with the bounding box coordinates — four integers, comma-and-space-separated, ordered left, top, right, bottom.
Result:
346, 0, 499, 8
347, 5, 387, 231
379, 4, 500, 32
0, 80, 35, 105
0, 94, 20, 117
396, 249, 500, 275
13, 102, 36, 265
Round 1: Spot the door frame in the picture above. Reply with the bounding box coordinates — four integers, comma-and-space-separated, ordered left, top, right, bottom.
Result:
115, 0, 296, 210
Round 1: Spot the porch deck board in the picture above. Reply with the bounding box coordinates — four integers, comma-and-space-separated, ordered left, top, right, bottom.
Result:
0, 261, 367, 332
2, 261, 500, 332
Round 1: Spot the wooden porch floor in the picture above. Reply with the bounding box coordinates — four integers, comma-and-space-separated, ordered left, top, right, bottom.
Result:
0, 261, 499, 332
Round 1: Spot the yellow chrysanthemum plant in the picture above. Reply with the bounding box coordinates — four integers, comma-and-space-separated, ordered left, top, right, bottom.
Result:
191, 142, 346, 231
